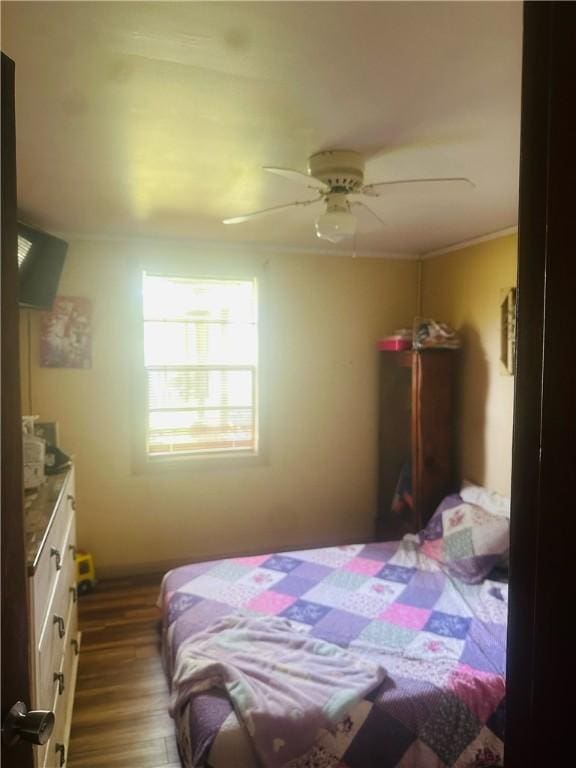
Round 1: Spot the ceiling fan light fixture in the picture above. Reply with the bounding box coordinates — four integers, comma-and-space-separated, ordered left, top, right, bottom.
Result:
315, 193, 356, 243
315, 210, 356, 242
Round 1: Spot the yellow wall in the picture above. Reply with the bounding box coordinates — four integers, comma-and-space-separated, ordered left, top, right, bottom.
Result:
22, 240, 419, 575
421, 234, 517, 495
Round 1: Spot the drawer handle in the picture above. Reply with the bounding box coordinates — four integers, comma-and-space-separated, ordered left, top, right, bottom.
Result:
69, 585, 77, 603
50, 547, 62, 571
53, 615, 66, 639
67, 494, 76, 511
55, 742, 66, 767
53, 672, 65, 696
68, 544, 77, 560
71, 638, 80, 656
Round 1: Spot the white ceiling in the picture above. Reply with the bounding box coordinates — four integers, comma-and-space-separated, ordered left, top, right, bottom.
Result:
1, 1, 522, 256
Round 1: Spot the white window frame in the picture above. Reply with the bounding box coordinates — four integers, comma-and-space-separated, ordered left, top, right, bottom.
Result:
133, 269, 264, 471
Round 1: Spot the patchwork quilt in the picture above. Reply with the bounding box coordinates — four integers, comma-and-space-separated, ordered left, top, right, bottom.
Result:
160, 537, 507, 768
170, 615, 386, 768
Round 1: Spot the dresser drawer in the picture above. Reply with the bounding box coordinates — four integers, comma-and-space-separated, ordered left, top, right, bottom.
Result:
41, 513, 77, 635
36, 599, 78, 768
49, 610, 79, 768
63, 597, 79, 691
38, 683, 67, 768
32, 480, 75, 637
34, 686, 58, 768
59, 586, 79, 706
35, 519, 77, 710
28, 466, 79, 768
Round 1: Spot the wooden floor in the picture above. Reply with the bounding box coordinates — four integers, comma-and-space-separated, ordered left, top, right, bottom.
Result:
67, 574, 180, 768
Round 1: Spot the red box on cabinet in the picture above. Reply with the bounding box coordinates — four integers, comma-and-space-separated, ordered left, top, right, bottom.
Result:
377, 337, 412, 351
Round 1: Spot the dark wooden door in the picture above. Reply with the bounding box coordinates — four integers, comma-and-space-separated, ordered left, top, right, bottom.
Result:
1, 52, 33, 768
505, 2, 576, 766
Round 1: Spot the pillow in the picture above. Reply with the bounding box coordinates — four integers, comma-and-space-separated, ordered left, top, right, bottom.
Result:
460, 481, 510, 518
419, 494, 509, 584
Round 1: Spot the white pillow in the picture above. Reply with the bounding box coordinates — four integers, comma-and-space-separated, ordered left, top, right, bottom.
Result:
460, 481, 510, 518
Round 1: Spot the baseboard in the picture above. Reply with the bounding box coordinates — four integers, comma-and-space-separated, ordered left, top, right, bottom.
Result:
97, 557, 198, 580
96, 534, 373, 580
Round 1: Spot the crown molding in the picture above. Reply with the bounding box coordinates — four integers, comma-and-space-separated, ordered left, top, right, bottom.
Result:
50, 231, 419, 261
421, 225, 518, 259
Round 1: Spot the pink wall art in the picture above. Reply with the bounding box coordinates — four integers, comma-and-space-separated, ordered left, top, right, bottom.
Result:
40, 296, 92, 369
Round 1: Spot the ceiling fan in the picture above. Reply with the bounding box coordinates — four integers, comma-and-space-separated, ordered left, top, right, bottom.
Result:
223, 149, 475, 243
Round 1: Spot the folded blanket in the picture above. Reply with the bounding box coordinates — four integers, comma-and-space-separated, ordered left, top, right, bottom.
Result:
170, 615, 386, 768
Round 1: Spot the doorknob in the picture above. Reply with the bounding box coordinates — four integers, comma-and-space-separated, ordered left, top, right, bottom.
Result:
1, 701, 55, 747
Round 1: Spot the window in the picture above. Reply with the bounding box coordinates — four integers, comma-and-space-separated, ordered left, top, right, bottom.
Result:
142, 273, 258, 458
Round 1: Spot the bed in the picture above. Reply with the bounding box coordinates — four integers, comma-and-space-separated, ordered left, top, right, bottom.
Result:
160, 491, 508, 768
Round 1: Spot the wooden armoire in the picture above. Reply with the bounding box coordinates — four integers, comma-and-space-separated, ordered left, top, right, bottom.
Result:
376, 349, 459, 540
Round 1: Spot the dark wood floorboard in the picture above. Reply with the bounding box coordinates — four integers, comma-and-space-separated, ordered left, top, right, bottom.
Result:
68, 574, 180, 768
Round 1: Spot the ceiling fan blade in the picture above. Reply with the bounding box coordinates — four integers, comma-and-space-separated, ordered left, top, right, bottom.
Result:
362, 176, 476, 196
223, 196, 323, 225
351, 200, 387, 227
263, 166, 329, 192
365, 134, 472, 162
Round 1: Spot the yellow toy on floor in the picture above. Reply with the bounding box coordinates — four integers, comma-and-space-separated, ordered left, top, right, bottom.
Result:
76, 549, 96, 594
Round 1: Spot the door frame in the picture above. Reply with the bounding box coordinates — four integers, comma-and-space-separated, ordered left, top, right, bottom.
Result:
1, 51, 34, 768
505, 2, 576, 765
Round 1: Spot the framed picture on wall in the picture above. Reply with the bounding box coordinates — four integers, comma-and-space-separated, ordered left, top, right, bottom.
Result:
40, 296, 92, 368
500, 287, 517, 375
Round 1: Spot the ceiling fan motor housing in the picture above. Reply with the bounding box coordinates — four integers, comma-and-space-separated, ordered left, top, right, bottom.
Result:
308, 150, 365, 192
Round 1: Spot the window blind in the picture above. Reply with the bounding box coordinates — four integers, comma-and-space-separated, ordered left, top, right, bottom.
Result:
142, 274, 258, 456
17, 234, 33, 268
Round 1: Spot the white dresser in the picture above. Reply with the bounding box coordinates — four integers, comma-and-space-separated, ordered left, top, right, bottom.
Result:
25, 466, 81, 768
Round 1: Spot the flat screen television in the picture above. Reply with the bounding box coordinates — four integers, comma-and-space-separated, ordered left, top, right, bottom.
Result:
18, 222, 67, 310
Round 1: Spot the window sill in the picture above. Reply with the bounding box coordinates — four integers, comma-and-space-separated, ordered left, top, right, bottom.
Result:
132, 449, 267, 475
